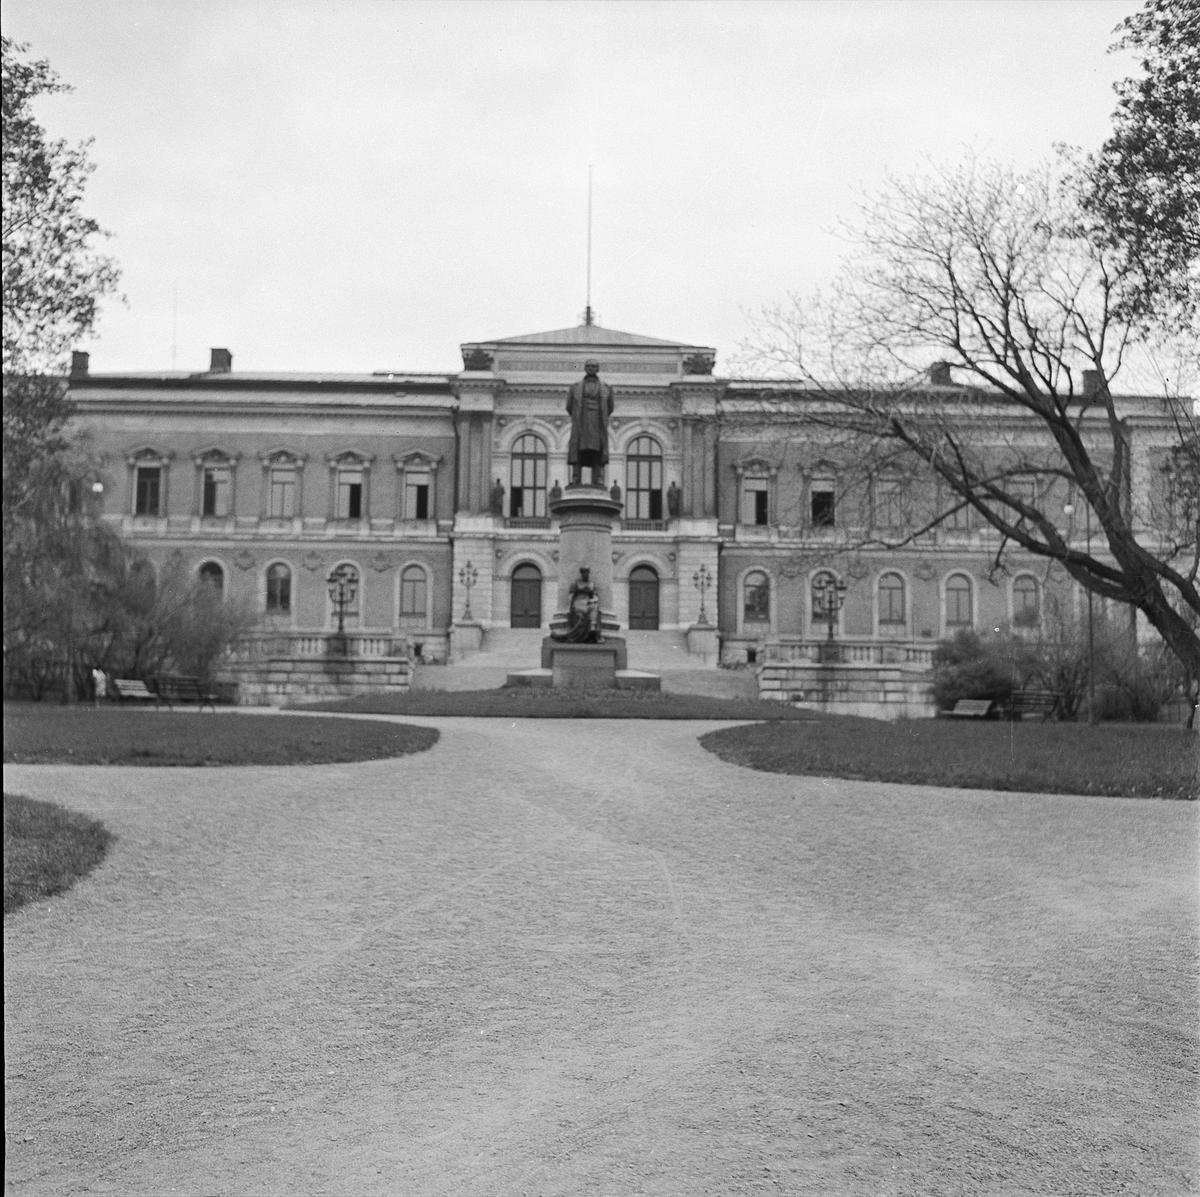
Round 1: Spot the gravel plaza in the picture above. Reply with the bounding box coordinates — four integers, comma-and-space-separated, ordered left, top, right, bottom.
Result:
4, 713, 1198, 1196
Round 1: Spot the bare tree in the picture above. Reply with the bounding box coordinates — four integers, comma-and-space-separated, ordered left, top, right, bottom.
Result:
738, 154, 1199, 686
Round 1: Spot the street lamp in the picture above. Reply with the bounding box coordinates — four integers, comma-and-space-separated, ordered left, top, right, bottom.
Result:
1062, 502, 1097, 722
327, 565, 358, 638
458, 561, 478, 621
811, 573, 848, 662
692, 563, 713, 626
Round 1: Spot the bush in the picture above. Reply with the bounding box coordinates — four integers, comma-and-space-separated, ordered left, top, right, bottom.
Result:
930, 630, 1019, 711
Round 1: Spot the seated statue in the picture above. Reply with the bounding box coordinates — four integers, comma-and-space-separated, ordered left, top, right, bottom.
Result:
552, 567, 603, 644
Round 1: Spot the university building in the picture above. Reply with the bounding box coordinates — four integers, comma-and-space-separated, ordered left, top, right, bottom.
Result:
67, 320, 1179, 701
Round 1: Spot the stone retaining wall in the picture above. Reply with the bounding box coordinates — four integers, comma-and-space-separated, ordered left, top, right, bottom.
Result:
219, 655, 412, 705
758, 661, 935, 721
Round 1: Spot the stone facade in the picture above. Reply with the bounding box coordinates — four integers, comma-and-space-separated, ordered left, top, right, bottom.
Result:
66, 323, 1177, 708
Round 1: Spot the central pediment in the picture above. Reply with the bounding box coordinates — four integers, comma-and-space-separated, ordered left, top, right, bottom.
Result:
460, 322, 716, 379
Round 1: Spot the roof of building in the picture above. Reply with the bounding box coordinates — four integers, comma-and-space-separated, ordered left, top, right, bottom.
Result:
474, 323, 703, 349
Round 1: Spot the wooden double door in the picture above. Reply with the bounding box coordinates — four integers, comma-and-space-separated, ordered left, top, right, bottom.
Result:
510, 564, 542, 628
628, 566, 660, 630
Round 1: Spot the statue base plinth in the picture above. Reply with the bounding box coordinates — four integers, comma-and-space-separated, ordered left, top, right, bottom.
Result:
541, 635, 627, 671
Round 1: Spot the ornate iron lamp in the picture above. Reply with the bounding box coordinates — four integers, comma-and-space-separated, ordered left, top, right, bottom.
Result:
692, 563, 713, 625
811, 573, 848, 660
458, 560, 478, 621
327, 565, 358, 637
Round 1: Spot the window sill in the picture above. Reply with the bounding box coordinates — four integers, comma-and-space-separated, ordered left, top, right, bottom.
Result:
505, 517, 552, 530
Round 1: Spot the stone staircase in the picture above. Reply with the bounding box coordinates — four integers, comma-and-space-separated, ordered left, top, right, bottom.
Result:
412, 626, 727, 693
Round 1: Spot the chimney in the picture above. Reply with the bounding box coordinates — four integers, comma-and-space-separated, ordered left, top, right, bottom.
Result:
70, 351, 90, 378
209, 347, 232, 373
928, 361, 952, 386
1082, 369, 1102, 399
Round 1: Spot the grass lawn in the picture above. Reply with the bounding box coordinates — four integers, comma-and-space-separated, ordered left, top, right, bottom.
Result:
701, 718, 1199, 799
2, 705, 439, 766
300, 687, 824, 720
4, 793, 114, 913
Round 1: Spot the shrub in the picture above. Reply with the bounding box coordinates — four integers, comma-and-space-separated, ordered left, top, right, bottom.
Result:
930, 630, 1018, 710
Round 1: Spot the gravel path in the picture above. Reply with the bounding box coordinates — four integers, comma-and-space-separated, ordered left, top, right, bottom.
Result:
4, 716, 1197, 1196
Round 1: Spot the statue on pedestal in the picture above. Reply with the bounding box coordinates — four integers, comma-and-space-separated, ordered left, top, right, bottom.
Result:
551, 567, 603, 643
549, 480, 562, 503
489, 478, 505, 516
566, 360, 614, 487
666, 481, 681, 517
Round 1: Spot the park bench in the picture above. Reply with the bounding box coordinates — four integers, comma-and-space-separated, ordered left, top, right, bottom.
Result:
154, 675, 219, 712
1003, 689, 1063, 721
112, 678, 161, 706
944, 698, 994, 718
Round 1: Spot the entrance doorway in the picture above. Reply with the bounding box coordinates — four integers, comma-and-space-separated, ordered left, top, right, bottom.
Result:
510, 563, 542, 628
628, 565, 660, 630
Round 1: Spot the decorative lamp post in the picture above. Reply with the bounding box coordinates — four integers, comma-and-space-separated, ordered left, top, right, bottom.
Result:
811, 574, 848, 661
327, 565, 358, 639
458, 561, 478, 621
692, 563, 713, 626
1063, 502, 1097, 722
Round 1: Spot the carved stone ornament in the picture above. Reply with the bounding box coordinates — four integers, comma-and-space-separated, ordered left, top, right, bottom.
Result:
371, 552, 392, 573
780, 558, 806, 579
612, 552, 621, 564
846, 556, 870, 580
462, 347, 494, 371
302, 552, 323, 572
914, 561, 936, 582
234, 550, 256, 571
682, 353, 715, 376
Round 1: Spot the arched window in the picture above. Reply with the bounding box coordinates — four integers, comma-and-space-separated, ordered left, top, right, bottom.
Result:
625, 436, 663, 520
1013, 575, 1040, 628
945, 573, 973, 631
199, 561, 224, 596
878, 572, 906, 629
510, 434, 548, 518
400, 565, 428, 625
744, 570, 770, 625
266, 563, 291, 614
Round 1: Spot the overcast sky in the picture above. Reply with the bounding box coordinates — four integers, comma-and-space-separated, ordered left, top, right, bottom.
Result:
5, 0, 1138, 374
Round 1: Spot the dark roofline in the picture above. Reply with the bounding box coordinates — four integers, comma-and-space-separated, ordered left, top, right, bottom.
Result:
68, 373, 454, 395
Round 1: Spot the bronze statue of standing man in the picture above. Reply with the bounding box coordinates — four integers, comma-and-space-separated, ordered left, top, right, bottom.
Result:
566, 359, 614, 486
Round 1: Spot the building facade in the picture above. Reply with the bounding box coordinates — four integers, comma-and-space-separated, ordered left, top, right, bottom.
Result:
67, 320, 1179, 685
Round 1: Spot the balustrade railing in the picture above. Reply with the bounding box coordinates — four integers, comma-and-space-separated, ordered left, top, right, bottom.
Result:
763, 638, 935, 667
229, 631, 409, 661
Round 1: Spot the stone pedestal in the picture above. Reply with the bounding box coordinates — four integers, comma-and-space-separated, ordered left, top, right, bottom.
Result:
548, 485, 622, 634
542, 636, 627, 671
450, 620, 483, 661
686, 623, 720, 663
548, 642, 621, 689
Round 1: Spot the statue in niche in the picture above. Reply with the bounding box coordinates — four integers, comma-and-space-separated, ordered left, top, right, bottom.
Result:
566, 359, 614, 486
666, 481, 681, 517
552, 567, 603, 644
489, 478, 505, 516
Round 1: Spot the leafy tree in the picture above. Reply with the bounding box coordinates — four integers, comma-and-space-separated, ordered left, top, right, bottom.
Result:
1081, 0, 1200, 328
2, 36, 120, 374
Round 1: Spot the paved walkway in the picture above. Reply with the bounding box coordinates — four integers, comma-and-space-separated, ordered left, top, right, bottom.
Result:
4, 716, 1197, 1196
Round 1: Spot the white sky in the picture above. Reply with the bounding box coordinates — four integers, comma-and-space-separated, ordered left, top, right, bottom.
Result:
4, 0, 1137, 375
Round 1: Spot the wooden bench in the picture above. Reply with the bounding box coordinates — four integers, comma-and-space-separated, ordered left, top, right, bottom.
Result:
944, 698, 994, 718
154, 675, 218, 712
112, 678, 161, 705
1004, 689, 1062, 721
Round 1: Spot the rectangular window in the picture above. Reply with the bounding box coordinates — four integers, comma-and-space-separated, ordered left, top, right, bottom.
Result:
337, 470, 363, 519
1008, 478, 1038, 520
874, 480, 903, 528
742, 479, 769, 525
202, 466, 231, 517
135, 467, 161, 516
945, 499, 971, 529
811, 481, 835, 528
405, 472, 430, 520
510, 486, 524, 517
269, 469, 296, 518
